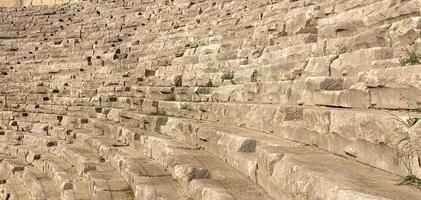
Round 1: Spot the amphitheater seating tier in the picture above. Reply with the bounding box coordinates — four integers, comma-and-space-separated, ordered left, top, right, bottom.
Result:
1, 0, 421, 199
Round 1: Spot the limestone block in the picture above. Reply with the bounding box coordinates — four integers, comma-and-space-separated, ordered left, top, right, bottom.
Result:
278, 108, 330, 146
305, 77, 345, 91
232, 67, 257, 85
220, 133, 257, 153
22, 168, 58, 200
364, 0, 421, 26
0, 111, 13, 120
157, 101, 188, 117
370, 87, 421, 109
135, 181, 158, 200
140, 99, 158, 114
344, 25, 390, 51
2, 159, 25, 173
219, 81, 303, 104
331, 47, 394, 76
272, 34, 318, 50
386, 17, 421, 47
256, 146, 284, 191
261, 43, 318, 65
330, 110, 413, 175
210, 85, 240, 102
0, 0, 16, 7
268, 153, 411, 200
4, 130, 23, 142
30, 123, 50, 135
303, 89, 370, 108
226, 152, 257, 182
318, 3, 368, 39
120, 127, 141, 145
182, 72, 223, 87
174, 165, 210, 183
156, 75, 183, 87
141, 136, 174, 166
363, 65, 421, 89
304, 55, 337, 77
222, 103, 282, 133
189, 179, 234, 200
134, 176, 181, 200
106, 108, 122, 122
49, 127, 70, 141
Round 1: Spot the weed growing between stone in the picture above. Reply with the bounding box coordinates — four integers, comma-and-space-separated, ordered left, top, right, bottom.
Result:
390, 112, 421, 188
221, 73, 234, 80
392, 113, 418, 128
399, 47, 420, 66
121, 185, 135, 199
399, 156, 421, 189
148, 110, 167, 116
399, 175, 421, 188
206, 80, 214, 87
165, 94, 176, 101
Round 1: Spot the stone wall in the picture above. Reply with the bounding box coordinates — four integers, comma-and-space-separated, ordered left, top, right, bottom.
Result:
0, 0, 421, 199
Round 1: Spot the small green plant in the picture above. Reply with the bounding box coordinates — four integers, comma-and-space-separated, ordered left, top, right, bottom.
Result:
165, 94, 176, 101
121, 185, 134, 199
399, 47, 420, 66
399, 175, 421, 188
391, 113, 418, 128
148, 110, 167, 116
221, 73, 234, 80
389, 112, 421, 188
398, 152, 421, 189
205, 80, 213, 87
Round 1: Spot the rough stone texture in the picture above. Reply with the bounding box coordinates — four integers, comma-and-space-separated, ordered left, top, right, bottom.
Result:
0, 0, 79, 7
0, 0, 421, 199
0, 0, 16, 7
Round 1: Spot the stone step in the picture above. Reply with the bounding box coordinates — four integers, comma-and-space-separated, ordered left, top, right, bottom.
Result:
0, 138, 90, 200
0, 156, 60, 200
209, 81, 303, 105
104, 112, 421, 199
267, 147, 421, 200
54, 143, 133, 200
70, 132, 192, 200
91, 129, 272, 200
42, 112, 421, 200
4, 123, 188, 200
8, 114, 272, 200
1, 122, 132, 200
26, 121, 193, 200
9, 106, 417, 199
0, 159, 32, 200
361, 64, 421, 109
7, 61, 421, 108
0, 178, 32, 200
6, 58, 421, 109
159, 118, 303, 182
5, 102, 421, 178
132, 101, 421, 177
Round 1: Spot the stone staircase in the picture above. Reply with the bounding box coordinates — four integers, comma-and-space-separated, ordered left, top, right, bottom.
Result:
1, 0, 421, 199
